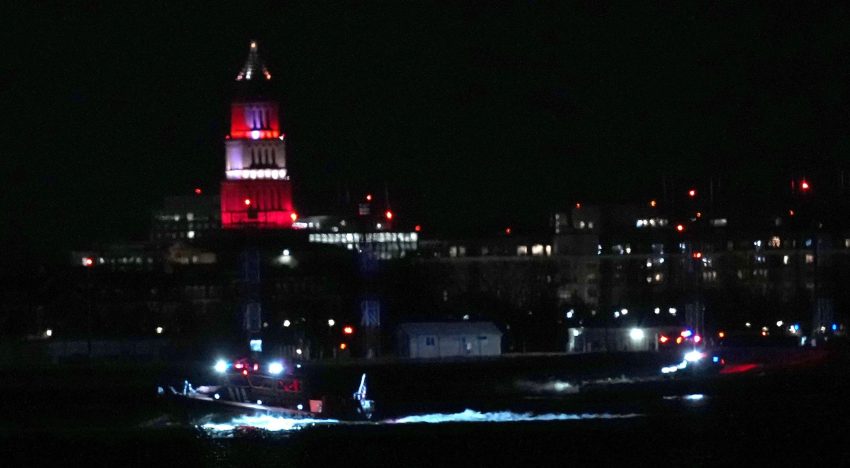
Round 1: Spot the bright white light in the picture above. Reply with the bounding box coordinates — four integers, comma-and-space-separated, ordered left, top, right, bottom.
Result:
629, 328, 645, 340
621, 308, 628, 315
776, 320, 784, 327
745, 322, 752, 328
283, 249, 290, 256
669, 307, 677, 315
462, 314, 470, 320
566, 309, 574, 319
684, 351, 704, 362
654, 308, 660, 314
251, 130, 260, 140
296, 364, 302, 369
155, 326, 163, 334
268, 362, 284, 375
283, 320, 291, 327
214, 393, 220, 400
257, 400, 263, 405
683, 394, 705, 401
44, 329, 53, 337
297, 404, 304, 410
187, 230, 195, 239
214, 360, 228, 373
296, 348, 303, 355
328, 319, 335, 327
614, 311, 620, 318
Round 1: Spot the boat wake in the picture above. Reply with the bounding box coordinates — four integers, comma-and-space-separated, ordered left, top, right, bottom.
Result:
198, 409, 642, 435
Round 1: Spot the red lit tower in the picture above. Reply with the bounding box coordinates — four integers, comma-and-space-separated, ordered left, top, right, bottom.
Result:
221, 41, 297, 228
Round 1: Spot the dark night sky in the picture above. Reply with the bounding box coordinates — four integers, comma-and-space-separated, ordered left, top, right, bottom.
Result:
4, 2, 850, 265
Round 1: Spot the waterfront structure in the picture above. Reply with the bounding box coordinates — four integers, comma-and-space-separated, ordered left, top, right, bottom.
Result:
395, 322, 502, 358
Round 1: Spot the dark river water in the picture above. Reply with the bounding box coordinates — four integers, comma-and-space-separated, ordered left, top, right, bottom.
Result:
3, 350, 850, 467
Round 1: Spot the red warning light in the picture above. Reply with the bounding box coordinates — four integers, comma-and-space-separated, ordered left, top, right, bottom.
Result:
789, 209, 795, 216
694, 334, 702, 344
343, 326, 354, 335
800, 180, 810, 191
82, 257, 94, 267
366, 194, 373, 202
385, 210, 393, 220
676, 224, 685, 232
244, 198, 252, 207
414, 225, 422, 232
505, 227, 512, 235
575, 202, 582, 209
688, 189, 697, 198
692, 251, 702, 259
194, 188, 202, 195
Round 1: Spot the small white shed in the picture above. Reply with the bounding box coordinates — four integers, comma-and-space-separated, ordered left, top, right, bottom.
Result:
396, 322, 502, 358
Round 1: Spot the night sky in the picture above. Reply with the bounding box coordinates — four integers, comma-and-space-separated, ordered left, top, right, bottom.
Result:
5, 2, 850, 265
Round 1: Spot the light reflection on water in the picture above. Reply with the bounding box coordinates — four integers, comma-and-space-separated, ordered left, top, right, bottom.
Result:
200, 409, 642, 435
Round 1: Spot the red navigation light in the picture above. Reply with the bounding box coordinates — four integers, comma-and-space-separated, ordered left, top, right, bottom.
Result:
688, 189, 697, 198
339, 343, 347, 350
244, 198, 252, 207
290, 212, 298, 222
696, 211, 702, 218
343, 326, 354, 335
575, 202, 582, 209
789, 209, 795, 216
694, 334, 702, 344
366, 194, 373, 202
800, 180, 810, 191
242, 369, 248, 376
234, 363, 244, 369
505, 227, 512, 235
194, 187, 202, 195
676, 224, 685, 232
692, 251, 702, 259
659, 335, 669, 344
82, 257, 94, 267
385, 210, 393, 220
415, 225, 422, 232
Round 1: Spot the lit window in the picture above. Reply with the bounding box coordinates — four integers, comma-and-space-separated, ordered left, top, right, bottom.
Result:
517, 246, 528, 256
805, 254, 814, 264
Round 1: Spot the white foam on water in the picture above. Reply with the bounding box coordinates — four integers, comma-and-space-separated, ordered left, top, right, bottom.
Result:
201, 414, 340, 433
199, 409, 642, 434
390, 409, 641, 424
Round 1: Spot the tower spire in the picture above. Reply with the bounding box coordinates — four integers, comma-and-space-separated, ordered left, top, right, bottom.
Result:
236, 40, 272, 81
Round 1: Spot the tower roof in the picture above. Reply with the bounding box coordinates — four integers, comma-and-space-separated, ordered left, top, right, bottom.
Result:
236, 41, 272, 82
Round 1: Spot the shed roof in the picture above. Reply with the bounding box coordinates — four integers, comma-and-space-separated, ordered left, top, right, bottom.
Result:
397, 321, 502, 337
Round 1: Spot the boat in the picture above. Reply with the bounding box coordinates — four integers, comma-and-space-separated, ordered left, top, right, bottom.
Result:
161, 357, 375, 421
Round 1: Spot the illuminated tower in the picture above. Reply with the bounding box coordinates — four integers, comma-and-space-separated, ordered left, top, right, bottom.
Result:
221, 41, 297, 228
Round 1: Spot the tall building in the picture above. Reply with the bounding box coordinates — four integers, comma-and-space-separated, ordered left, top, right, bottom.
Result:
220, 41, 297, 229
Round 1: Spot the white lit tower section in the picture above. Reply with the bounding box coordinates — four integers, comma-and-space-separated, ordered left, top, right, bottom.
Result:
221, 41, 297, 229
